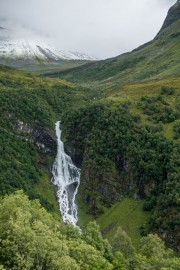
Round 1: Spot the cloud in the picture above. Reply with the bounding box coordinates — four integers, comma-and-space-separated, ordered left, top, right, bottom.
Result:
0, 0, 177, 59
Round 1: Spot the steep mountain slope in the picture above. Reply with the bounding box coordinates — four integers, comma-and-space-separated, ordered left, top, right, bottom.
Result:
48, 1, 180, 88
156, 0, 180, 34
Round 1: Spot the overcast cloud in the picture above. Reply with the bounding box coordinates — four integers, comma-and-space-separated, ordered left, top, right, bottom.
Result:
0, 0, 177, 59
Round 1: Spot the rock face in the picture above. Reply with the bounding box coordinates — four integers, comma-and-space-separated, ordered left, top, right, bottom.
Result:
15, 119, 56, 155
32, 125, 56, 154
156, 0, 180, 37
158, 229, 180, 253
64, 143, 83, 168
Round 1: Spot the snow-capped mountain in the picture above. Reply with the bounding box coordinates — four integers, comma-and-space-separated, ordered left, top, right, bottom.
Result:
0, 26, 97, 61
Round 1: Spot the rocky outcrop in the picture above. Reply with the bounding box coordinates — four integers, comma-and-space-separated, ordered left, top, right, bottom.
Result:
156, 0, 180, 38
64, 143, 83, 168
158, 229, 180, 252
15, 119, 56, 155
32, 125, 56, 154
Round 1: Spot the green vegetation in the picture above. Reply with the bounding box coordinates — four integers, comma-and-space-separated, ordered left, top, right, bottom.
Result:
34, 169, 59, 215
112, 226, 135, 258
77, 196, 93, 227
0, 65, 92, 214
0, 62, 179, 250
0, 191, 179, 270
0, 1, 180, 263
0, 57, 91, 74
0, 191, 112, 270
97, 198, 150, 249
47, 19, 180, 89
63, 95, 179, 249
173, 121, 180, 139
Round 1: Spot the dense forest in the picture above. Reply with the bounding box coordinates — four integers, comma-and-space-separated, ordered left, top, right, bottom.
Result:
0, 191, 179, 270
63, 91, 180, 249
0, 62, 179, 253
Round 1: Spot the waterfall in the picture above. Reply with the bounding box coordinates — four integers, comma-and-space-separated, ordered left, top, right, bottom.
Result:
52, 121, 80, 226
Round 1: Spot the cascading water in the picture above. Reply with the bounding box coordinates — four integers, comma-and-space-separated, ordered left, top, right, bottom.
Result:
52, 121, 80, 226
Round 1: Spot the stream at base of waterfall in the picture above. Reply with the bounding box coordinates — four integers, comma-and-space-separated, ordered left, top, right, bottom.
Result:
52, 121, 80, 226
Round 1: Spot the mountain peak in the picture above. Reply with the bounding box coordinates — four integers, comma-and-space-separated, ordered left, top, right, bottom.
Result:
0, 24, 97, 62
156, 0, 180, 37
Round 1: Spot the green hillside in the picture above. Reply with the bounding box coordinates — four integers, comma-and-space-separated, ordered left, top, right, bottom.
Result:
0, 57, 91, 74
0, 65, 93, 215
46, 7, 180, 89
0, 0, 180, 260
97, 198, 150, 249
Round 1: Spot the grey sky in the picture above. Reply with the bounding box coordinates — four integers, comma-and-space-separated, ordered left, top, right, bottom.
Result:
0, 0, 177, 59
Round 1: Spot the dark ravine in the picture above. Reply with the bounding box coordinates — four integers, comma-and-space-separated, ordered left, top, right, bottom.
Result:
64, 143, 83, 168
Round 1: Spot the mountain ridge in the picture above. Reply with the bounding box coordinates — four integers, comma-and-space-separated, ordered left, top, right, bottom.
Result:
156, 0, 180, 37
0, 37, 97, 62
0, 25, 97, 68
0, 25, 96, 72
47, 1, 180, 87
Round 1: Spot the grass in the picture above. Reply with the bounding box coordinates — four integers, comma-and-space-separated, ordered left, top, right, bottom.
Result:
96, 198, 150, 249
0, 64, 77, 90
77, 196, 93, 228
76, 195, 151, 250
164, 122, 175, 139
0, 57, 90, 74
103, 78, 180, 103
35, 169, 60, 216
102, 78, 180, 140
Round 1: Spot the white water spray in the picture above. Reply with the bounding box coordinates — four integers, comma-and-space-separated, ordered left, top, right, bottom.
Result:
52, 121, 80, 225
